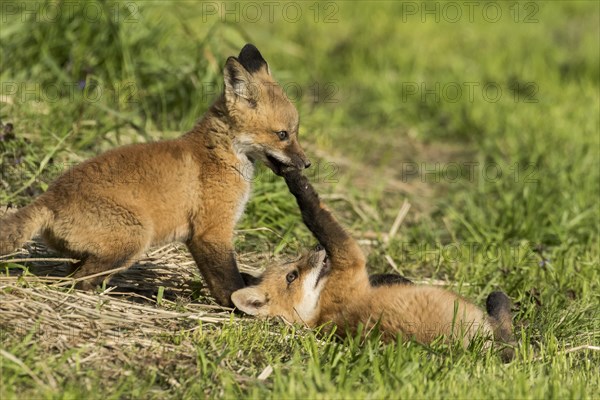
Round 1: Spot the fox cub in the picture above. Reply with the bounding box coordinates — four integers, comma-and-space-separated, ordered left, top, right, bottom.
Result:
0, 44, 310, 307
232, 170, 515, 360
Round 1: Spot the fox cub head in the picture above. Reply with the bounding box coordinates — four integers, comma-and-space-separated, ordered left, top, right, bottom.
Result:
232, 245, 330, 324
224, 44, 310, 174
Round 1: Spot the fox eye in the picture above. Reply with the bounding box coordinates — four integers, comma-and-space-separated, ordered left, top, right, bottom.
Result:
286, 270, 298, 284
276, 131, 289, 141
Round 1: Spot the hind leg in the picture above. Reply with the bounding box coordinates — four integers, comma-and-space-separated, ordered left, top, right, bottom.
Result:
369, 273, 413, 287
72, 253, 138, 290
64, 231, 150, 290
42, 202, 152, 289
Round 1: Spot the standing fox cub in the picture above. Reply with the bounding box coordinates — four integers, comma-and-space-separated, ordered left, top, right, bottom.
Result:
232, 170, 515, 360
0, 44, 310, 306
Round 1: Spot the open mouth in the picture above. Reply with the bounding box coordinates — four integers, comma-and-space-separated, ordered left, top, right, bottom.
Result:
315, 252, 331, 287
265, 153, 289, 175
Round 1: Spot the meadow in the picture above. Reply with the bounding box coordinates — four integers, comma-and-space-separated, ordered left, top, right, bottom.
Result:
1, 1, 599, 398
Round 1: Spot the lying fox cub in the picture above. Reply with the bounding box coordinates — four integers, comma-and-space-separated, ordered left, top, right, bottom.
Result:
233, 170, 515, 360
0, 44, 310, 307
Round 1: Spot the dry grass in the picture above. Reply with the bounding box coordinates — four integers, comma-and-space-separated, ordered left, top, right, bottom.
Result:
0, 239, 328, 397
0, 202, 442, 356
0, 239, 272, 355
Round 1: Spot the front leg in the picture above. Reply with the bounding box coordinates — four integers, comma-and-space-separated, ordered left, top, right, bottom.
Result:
187, 233, 245, 307
283, 169, 365, 267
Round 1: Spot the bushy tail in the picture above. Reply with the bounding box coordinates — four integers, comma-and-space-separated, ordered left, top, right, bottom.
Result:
486, 291, 516, 362
0, 202, 53, 256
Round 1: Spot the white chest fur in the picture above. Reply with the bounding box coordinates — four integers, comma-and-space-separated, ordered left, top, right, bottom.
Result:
294, 268, 324, 324
233, 149, 255, 224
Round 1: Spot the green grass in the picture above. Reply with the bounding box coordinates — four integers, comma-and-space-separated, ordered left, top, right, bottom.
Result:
1, 1, 599, 398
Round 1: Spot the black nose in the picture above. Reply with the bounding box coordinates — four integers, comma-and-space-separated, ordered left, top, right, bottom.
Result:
304, 159, 312, 168
314, 243, 324, 251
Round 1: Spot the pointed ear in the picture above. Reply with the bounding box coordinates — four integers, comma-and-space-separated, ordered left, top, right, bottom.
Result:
223, 56, 258, 105
231, 287, 268, 316
240, 272, 263, 287
238, 43, 270, 75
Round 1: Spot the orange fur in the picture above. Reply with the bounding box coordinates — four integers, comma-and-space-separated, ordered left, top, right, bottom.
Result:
0, 44, 309, 306
233, 170, 515, 360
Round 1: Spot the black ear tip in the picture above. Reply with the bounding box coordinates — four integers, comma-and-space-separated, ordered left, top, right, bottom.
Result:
223, 56, 239, 74
239, 43, 260, 57
238, 43, 268, 74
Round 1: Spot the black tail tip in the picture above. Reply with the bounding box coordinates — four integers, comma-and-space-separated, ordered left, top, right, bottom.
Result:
486, 291, 512, 317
